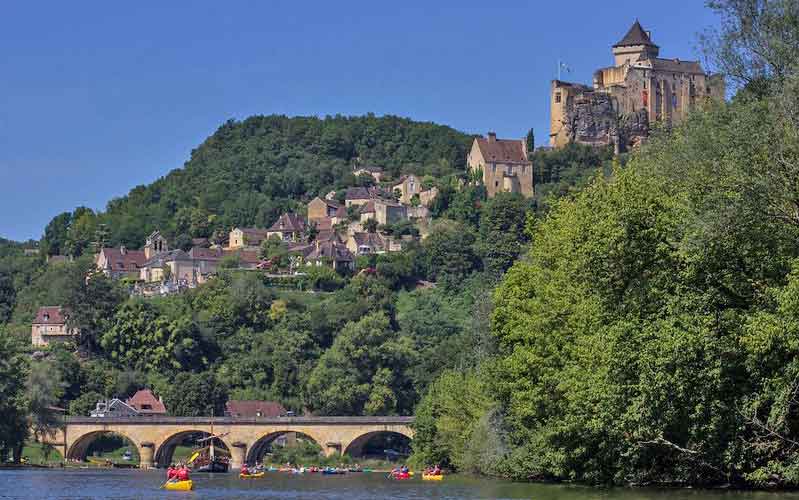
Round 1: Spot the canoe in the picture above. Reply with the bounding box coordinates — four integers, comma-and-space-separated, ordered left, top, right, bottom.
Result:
422, 474, 444, 481
164, 480, 193, 491
240, 472, 265, 479
391, 472, 411, 480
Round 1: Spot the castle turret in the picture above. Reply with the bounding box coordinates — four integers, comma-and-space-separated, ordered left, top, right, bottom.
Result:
612, 20, 659, 66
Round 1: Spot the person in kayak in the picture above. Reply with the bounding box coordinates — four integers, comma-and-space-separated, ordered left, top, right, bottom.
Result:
241, 463, 250, 475
432, 464, 441, 475
177, 463, 190, 481
166, 464, 177, 481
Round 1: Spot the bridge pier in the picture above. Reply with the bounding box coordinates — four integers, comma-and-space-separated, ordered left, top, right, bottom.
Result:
324, 442, 342, 457
139, 442, 155, 469
230, 442, 247, 470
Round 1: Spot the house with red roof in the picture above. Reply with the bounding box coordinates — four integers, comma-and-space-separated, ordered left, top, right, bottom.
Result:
95, 246, 147, 279
125, 389, 167, 415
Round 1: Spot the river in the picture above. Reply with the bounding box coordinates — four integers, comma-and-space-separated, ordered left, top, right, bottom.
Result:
2, 468, 799, 500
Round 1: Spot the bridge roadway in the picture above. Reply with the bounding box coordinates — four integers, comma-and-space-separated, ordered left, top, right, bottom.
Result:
46, 415, 414, 469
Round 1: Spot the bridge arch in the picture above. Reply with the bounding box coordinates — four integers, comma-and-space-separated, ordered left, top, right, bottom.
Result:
343, 430, 413, 458
245, 430, 325, 465
154, 430, 233, 468
66, 430, 141, 462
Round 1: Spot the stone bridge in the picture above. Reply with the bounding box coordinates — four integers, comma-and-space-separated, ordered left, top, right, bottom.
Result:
44, 416, 414, 469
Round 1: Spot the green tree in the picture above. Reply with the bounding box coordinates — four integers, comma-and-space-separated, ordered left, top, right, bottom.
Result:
305, 312, 416, 415
474, 193, 531, 276
68, 391, 103, 416
422, 219, 479, 288
41, 212, 72, 257
156, 371, 228, 417
0, 333, 28, 461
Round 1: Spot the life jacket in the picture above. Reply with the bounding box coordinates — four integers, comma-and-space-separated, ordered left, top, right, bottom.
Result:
167, 468, 176, 479
177, 468, 190, 481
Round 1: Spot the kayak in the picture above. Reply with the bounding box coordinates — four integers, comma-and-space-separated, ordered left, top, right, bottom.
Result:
164, 480, 193, 491
422, 474, 444, 481
391, 472, 411, 480
322, 469, 346, 475
240, 472, 265, 479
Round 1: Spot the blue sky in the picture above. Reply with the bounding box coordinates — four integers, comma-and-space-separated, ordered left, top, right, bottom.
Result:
0, 1, 720, 242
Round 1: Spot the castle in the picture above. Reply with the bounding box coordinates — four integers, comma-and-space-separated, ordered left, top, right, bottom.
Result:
549, 20, 725, 150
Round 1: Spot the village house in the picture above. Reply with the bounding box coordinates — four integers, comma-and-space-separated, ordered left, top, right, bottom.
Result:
300, 239, 355, 271
344, 187, 373, 208
391, 174, 438, 206
95, 246, 147, 279
31, 306, 78, 347
467, 132, 534, 198
125, 389, 167, 416
345, 232, 404, 255
267, 213, 307, 242
359, 198, 407, 226
228, 227, 271, 250
307, 197, 342, 222
90, 398, 139, 417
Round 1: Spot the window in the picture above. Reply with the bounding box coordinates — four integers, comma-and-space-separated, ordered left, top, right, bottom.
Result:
495, 181, 499, 187
555, 92, 561, 103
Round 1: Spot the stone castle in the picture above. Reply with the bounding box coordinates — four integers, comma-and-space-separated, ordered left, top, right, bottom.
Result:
549, 20, 725, 151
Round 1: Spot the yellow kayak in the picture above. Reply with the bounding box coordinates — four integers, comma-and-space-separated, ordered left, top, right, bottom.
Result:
423, 474, 444, 481
164, 480, 193, 491
240, 472, 265, 479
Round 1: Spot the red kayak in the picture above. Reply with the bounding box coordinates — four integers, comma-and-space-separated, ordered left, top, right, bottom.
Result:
391, 472, 411, 480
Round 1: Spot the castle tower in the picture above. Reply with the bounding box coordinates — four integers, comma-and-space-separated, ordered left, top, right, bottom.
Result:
612, 20, 659, 66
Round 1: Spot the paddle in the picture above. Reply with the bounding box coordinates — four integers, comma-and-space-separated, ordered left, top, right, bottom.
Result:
159, 478, 175, 489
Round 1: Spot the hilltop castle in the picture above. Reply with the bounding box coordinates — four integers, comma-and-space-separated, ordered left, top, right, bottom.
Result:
549, 20, 725, 150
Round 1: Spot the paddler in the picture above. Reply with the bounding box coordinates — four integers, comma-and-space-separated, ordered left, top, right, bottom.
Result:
241, 463, 250, 475
177, 463, 190, 481
166, 463, 177, 481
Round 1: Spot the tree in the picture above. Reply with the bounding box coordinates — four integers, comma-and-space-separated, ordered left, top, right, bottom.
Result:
27, 360, 65, 447
41, 212, 72, 257
157, 371, 228, 417
0, 333, 28, 461
68, 391, 103, 416
422, 219, 479, 288
363, 218, 379, 234
63, 207, 97, 257
701, 0, 799, 96
64, 260, 126, 354
474, 193, 531, 276
101, 300, 211, 373
305, 312, 416, 415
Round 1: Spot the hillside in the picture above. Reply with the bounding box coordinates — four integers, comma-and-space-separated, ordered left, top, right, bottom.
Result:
41, 114, 472, 255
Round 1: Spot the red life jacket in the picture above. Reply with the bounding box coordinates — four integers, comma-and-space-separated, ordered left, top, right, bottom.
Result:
177, 468, 190, 481
167, 468, 176, 479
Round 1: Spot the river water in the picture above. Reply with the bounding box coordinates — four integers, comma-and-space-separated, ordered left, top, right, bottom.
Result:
2, 468, 799, 500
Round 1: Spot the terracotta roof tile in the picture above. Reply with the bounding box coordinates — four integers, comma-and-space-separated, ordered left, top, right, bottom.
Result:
33, 306, 68, 325
125, 389, 166, 415
225, 400, 286, 418
475, 136, 529, 164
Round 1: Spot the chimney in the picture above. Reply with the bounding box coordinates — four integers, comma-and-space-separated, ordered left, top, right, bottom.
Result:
487, 131, 497, 143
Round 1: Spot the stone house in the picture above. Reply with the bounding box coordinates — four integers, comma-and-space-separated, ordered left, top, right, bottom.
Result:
95, 246, 147, 279
139, 249, 196, 283
267, 213, 307, 242
31, 306, 78, 347
392, 175, 439, 206
344, 187, 373, 208
467, 132, 534, 198
549, 20, 725, 149
228, 227, 271, 250
307, 197, 342, 222
302, 240, 354, 271
359, 199, 407, 226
